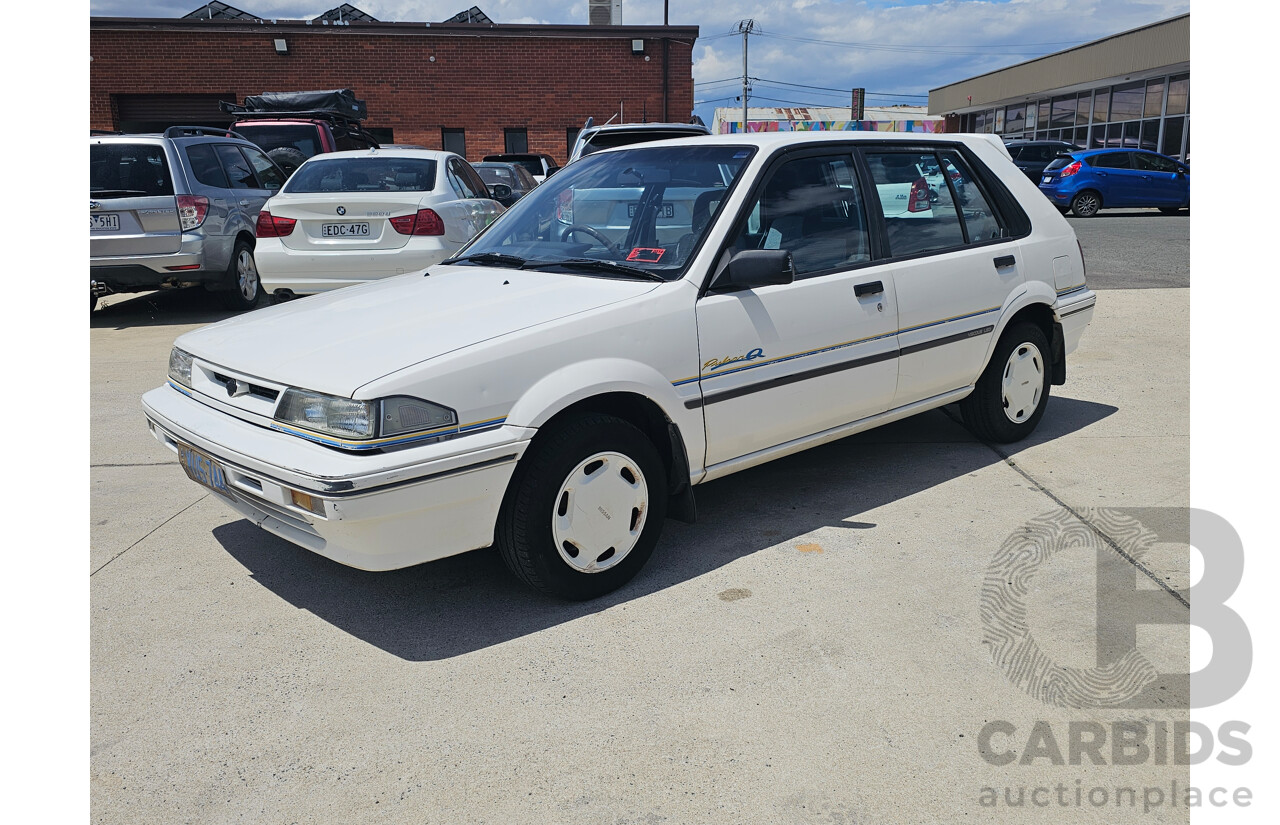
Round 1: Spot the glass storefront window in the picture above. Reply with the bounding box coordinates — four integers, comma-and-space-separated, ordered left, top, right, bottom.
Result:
1145, 78, 1165, 118
1167, 74, 1189, 115
1005, 105, 1025, 134
1141, 119, 1160, 152
1161, 116, 1185, 158
1038, 101, 1051, 132
1093, 89, 1110, 123
1111, 81, 1145, 121
1051, 96, 1075, 129
1076, 93, 1091, 126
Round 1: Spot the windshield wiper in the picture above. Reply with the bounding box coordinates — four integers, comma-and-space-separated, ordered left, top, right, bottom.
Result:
438, 252, 527, 268
524, 258, 667, 281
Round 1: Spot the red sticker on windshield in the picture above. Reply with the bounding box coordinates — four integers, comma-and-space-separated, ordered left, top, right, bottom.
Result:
626, 247, 666, 263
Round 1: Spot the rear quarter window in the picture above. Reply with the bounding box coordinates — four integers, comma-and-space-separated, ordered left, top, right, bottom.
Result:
90, 143, 174, 198
184, 143, 229, 189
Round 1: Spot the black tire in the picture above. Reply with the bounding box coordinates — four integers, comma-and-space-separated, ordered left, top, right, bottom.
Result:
266, 146, 307, 178
960, 321, 1052, 443
1159, 206, 1183, 215
496, 413, 668, 600
220, 239, 261, 311
1070, 190, 1102, 218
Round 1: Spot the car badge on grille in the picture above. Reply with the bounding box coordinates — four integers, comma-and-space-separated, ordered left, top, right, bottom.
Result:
225, 378, 250, 398
336, 206, 347, 216
90, 201, 101, 211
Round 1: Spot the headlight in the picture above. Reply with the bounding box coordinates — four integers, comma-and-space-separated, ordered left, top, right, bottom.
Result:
274, 389, 458, 445
168, 348, 194, 387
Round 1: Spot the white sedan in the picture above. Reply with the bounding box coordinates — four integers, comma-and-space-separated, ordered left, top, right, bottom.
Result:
254, 149, 505, 297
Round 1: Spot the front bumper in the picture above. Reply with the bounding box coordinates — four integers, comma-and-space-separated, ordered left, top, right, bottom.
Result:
142, 384, 531, 571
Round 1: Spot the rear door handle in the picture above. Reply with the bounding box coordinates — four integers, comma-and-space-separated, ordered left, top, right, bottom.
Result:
239, 199, 250, 206
993, 255, 1016, 270
854, 280, 883, 297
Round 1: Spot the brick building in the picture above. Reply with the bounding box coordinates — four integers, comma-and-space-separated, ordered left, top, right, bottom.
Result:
89, 11, 698, 164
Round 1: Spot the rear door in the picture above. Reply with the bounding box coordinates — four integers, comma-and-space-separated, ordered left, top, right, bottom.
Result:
863, 145, 1024, 407
1087, 151, 1139, 206
90, 141, 181, 258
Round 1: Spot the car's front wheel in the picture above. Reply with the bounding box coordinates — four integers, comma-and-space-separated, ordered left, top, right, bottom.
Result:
960, 321, 1052, 443
497, 413, 668, 600
1070, 190, 1102, 217
221, 240, 261, 311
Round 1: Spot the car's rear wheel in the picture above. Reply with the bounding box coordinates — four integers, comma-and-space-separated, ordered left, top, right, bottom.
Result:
1070, 190, 1102, 217
496, 413, 668, 600
221, 240, 261, 311
960, 321, 1051, 443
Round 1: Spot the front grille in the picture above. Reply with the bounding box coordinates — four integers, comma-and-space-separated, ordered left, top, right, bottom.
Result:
212, 372, 280, 402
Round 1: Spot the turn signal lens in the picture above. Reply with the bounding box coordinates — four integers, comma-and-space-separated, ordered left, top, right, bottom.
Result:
290, 489, 325, 515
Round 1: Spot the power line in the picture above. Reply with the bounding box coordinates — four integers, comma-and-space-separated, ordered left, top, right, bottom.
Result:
752, 77, 930, 98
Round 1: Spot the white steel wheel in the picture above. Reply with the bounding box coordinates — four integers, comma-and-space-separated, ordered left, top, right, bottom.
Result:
1001, 341, 1045, 424
551, 451, 649, 573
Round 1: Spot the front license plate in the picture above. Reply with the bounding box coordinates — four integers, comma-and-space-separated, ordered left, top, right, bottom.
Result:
91, 214, 120, 231
627, 203, 675, 219
321, 222, 370, 237
177, 443, 233, 497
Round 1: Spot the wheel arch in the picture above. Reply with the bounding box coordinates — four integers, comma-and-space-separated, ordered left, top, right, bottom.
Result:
983, 289, 1064, 385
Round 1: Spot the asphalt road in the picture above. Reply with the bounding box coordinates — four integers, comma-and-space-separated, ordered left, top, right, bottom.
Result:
91, 218, 1191, 824
1066, 209, 1189, 289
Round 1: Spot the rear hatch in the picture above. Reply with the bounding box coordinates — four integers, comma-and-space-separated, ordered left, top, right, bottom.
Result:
90, 141, 181, 258
1040, 156, 1077, 184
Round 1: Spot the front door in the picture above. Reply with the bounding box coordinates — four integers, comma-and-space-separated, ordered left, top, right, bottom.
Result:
695, 151, 899, 468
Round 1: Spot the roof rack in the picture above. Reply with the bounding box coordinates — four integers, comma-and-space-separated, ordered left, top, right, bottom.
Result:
163, 125, 249, 140
219, 105, 368, 128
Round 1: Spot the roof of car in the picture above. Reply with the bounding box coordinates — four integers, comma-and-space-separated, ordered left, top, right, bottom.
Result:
299, 148, 456, 161
578, 130, 1010, 155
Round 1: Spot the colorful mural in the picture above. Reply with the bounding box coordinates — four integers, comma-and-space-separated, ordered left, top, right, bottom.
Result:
718, 120, 945, 134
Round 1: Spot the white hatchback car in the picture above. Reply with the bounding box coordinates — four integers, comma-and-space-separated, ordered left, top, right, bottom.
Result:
143, 132, 1095, 600
254, 148, 505, 297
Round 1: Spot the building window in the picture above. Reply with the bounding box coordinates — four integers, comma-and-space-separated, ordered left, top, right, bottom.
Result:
1092, 89, 1110, 123
1161, 116, 1186, 158
1005, 105, 1025, 134
1144, 78, 1166, 118
1166, 74, 1189, 115
1110, 81, 1145, 122
442, 128, 466, 157
505, 128, 528, 154
1075, 93, 1091, 126
1037, 100, 1051, 132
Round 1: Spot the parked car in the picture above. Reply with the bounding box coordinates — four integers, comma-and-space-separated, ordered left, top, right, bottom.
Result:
223, 89, 379, 177
142, 132, 1094, 600
254, 149, 505, 298
1039, 148, 1189, 216
482, 152, 560, 183
566, 117, 711, 164
472, 161, 539, 207
91, 126, 288, 311
1005, 140, 1078, 182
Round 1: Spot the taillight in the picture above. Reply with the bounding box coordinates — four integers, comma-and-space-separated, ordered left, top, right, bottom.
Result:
1060, 161, 1082, 178
908, 177, 931, 213
176, 195, 209, 230
255, 210, 296, 238
390, 208, 445, 236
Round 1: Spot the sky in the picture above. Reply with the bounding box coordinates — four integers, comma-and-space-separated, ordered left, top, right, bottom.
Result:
89, 0, 1192, 126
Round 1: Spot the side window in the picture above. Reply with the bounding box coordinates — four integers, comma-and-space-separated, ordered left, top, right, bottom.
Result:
728, 153, 870, 278
1008, 146, 1026, 161
185, 143, 229, 189
449, 159, 483, 198
1091, 152, 1132, 169
241, 146, 285, 191
866, 150, 965, 257
461, 163, 490, 200
937, 152, 1004, 243
1133, 152, 1178, 173
443, 162, 465, 198
214, 143, 257, 189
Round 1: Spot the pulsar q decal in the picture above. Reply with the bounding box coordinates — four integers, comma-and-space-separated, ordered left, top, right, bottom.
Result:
704, 348, 765, 373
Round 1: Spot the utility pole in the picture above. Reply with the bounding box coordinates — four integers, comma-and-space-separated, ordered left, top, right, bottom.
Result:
735, 19, 757, 133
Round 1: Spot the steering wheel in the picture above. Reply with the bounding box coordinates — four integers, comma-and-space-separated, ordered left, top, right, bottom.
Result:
560, 224, 620, 257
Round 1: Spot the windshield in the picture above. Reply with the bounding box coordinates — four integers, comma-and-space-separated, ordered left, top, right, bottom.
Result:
452, 144, 755, 280
283, 158, 438, 193
475, 165, 518, 186
235, 124, 322, 158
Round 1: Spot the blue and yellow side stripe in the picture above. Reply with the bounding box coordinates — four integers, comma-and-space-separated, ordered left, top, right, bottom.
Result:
672, 304, 1002, 386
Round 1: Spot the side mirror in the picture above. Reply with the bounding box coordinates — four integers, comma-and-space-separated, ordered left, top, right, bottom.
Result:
715, 249, 794, 290
488, 183, 512, 201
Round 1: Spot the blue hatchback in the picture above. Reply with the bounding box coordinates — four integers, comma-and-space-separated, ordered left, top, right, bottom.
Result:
1038, 148, 1189, 217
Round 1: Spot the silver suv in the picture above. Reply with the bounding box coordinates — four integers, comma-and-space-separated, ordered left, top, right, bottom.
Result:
90, 127, 287, 311
566, 118, 711, 165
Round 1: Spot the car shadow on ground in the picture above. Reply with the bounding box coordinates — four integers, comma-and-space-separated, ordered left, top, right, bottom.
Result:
214, 395, 1117, 662
1067, 209, 1189, 219
90, 287, 248, 330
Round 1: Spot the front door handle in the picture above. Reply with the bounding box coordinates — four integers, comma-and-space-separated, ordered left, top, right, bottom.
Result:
854, 280, 883, 297
993, 255, 1016, 270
